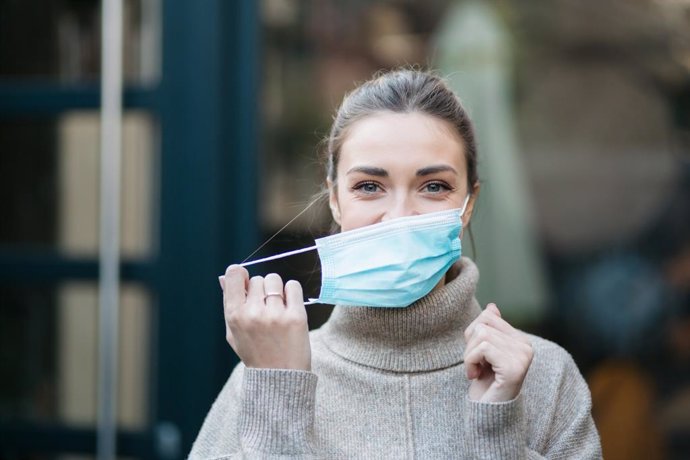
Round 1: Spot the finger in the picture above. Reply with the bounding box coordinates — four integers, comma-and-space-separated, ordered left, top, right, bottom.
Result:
264, 273, 285, 309
465, 305, 520, 342
465, 304, 499, 339
247, 275, 266, 306
466, 360, 485, 380
464, 313, 490, 342
464, 339, 489, 380
224, 265, 249, 311
464, 324, 497, 379
465, 323, 491, 356
465, 341, 500, 376
464, 325, 532, 383
486, 302, 501, 317
219, 275, 225, 290
284, 280, 305, 312
472, 312, 529, 344
465, 324, 515, 358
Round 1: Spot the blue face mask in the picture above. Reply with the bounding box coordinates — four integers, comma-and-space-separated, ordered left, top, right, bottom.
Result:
240, 197, 470, 308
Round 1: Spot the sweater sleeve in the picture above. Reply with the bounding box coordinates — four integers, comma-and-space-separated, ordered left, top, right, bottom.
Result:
463, 342, 602, 459
189, 365, 320, 459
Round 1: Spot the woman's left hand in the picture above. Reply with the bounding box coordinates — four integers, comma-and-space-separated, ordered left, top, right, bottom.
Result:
463, 303, 534, 402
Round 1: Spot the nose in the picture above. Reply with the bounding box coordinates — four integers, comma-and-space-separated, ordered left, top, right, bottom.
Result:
381, 195, 418, 222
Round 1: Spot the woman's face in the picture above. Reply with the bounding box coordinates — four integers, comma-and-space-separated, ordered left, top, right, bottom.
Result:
329, 112, 478, 232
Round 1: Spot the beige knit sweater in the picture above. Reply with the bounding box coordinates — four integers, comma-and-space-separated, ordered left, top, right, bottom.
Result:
190, 257, 602, 459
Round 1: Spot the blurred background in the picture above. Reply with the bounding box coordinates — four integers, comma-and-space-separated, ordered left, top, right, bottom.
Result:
1, 0, 689, 459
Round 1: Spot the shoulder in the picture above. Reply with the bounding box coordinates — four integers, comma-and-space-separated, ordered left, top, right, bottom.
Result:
524, 334, 583, 385
518, 334, 602, 455
521, 333, 591, 407
527, 334, 582, 376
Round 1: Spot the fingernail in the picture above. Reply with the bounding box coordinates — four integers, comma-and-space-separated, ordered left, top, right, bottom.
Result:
218, 275, 224, 288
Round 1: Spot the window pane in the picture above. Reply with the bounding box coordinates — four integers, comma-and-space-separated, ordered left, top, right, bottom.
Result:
0, 111, 158, 257
0, 282, 152, 429
0, 0, 160, 84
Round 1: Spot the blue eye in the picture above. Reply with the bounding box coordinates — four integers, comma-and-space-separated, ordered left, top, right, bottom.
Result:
423, 182, 450, 193
354, 182, 381, 194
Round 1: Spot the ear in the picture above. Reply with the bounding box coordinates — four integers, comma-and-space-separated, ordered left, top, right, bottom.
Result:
327, 178, 341, 225
462, 181, 480, 230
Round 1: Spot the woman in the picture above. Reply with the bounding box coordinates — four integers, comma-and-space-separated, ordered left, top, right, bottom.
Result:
190, 69, 602, 459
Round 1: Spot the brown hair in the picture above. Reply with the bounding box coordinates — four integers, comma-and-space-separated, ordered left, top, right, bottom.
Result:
325, 68, 479, 194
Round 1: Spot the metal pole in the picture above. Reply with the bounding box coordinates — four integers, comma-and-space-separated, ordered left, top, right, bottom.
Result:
98, 0, 123, 459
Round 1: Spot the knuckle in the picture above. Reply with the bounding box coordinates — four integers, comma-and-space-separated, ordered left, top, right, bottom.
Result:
286, 312, 306, 328
479, 340, 490, 352
226, 309, 239, 325
238, 309, 260, 328
242, 317, 259, 333
247, 308, 263, 323
265, 313, 281, 328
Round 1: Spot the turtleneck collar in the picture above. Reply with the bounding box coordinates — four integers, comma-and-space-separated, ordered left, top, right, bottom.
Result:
318, 257, 483, 373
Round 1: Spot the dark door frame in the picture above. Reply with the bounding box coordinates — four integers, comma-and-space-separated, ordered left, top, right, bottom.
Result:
0, 1, 257, 458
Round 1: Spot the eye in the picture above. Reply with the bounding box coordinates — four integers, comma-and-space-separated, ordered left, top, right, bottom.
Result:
422, 181, 451, 194
352, 181, 382, 194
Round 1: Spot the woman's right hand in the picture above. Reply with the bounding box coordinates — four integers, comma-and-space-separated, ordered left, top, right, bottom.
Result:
219, 265, 312, 371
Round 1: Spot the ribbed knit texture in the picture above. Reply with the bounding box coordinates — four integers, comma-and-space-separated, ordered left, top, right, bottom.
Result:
240, 369, 317, 455
189, 258, 602, 459
465, 398, 524, 459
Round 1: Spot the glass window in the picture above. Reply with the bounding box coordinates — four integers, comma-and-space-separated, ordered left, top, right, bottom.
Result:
0, 282, 152, 429
0, 111, 158, 257
0, 0, 160, 84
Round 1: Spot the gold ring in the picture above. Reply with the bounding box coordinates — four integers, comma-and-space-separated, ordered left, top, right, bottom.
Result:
264, 292, 283, 298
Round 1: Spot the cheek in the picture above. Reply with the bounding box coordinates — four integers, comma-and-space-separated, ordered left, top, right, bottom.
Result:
335, 188, 383, 232
340, 216, 373, 232
338, 203, 379, 232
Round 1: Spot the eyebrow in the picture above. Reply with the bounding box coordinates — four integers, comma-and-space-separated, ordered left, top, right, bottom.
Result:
346, 164, 458, 177
346, 166, 388, 177
416, 165, 457, 176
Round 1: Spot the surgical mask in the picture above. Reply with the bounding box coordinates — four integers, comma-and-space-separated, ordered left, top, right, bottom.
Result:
240, 196, 470, 307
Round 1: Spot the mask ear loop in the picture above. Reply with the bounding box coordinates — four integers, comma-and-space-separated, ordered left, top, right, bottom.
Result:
459, 194, 471, 218
239, 196, 321, 265
239, 245, 317, 267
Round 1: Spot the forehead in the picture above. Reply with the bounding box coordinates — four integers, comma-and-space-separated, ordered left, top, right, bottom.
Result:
339, 112, 466, 172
